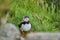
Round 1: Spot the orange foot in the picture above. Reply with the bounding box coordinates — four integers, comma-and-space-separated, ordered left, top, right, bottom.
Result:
21, 32, 25, 38
30, 31, 33, 34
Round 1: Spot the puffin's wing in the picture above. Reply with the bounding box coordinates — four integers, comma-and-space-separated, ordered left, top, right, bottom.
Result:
19, 23, 22, 28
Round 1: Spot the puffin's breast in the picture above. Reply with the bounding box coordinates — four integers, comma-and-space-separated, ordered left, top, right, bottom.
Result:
21, 23, 31, 31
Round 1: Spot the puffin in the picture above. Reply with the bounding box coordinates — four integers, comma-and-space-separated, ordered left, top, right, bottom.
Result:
19, 16, 31, 37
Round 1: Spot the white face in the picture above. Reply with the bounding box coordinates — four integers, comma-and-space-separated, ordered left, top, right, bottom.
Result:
23, 18, 29, 22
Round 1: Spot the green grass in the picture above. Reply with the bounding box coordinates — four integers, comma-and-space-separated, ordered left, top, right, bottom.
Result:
8, 0, 59, 32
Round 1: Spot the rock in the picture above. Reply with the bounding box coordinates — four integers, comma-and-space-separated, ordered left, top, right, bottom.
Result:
0, 23, 20, 40
20, 37, 25, 40
25, 32, 60, 40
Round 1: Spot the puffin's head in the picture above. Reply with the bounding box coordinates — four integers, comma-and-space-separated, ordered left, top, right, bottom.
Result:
23, 16, 29, 22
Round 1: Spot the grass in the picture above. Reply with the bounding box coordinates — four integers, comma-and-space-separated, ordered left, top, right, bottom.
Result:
8, 0, 59, 32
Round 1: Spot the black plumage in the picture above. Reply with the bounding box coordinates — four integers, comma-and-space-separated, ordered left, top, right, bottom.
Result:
19, 21, 30, 28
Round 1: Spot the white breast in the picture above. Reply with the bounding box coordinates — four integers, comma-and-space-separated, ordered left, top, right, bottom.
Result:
21, 23, 31, 31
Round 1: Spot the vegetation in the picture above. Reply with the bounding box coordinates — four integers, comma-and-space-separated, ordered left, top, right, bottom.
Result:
0, 0, 60, 32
